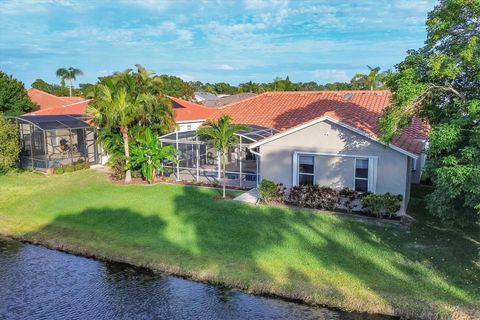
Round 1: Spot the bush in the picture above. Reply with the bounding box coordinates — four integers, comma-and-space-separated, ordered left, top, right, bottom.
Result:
63, 164, 75, 173
337, 187, 360, 213
0, 114, 20, 173
287, 185, 337, 211
108, 157, 126, 180
53, 166, 64, 175
259, 179, 285, 204
73, 160, 90, 171
362, 193, 403, 218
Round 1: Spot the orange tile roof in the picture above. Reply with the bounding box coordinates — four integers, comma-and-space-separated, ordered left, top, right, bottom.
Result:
209, 90, 429, 155
170, 96, 216, 122
26, 90, 212, 123
26, 89, 91, 115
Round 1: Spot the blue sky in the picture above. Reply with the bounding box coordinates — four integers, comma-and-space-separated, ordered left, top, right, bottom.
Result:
0, 0, 436, 87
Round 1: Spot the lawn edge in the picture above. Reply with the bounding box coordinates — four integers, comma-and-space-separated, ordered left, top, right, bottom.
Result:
1, 231, 477, 320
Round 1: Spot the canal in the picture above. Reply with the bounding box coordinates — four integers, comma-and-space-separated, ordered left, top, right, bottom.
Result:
0, 238, 394, 320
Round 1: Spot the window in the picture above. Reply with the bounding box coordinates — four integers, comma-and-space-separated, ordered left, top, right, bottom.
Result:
187, 125, 192, 130
298, 155, 314, 185
354, 158, 369, 192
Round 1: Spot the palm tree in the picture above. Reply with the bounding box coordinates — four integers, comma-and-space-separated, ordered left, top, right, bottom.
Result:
87, 65, 176, 183
198, 115, 247, 198
350, 66, 382, 90
87, 82, 139, 183
366, 65, 381, 90
56, 67, 83, 96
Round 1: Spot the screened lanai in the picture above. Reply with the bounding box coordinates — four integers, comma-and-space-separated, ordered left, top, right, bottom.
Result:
159, 125, 278, 188
9, 115, 101, 172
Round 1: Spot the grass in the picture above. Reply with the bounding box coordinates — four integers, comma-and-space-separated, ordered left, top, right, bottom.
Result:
0, 170, 478, 319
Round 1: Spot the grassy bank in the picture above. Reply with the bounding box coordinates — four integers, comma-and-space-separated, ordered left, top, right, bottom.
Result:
0, 170, 478, 319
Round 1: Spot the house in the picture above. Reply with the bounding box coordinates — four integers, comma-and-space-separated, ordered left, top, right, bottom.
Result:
10, 89, 213, 171
194, 91, 219, 102
26, 88, 91, 115
25, 90, 213, 133
169, 96, 216, 131
201, 93, 257, 107
161, 90, 429, 212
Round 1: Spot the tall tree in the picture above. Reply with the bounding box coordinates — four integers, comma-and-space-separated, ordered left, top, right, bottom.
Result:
379, 0, 480, 226
31, 79, 72, 96
88, 65, 176, 183
0, 114, 20, 172
0, 71, 37, 115
88, 83, 138, 183
198, 115, 247, 198
351, 66, 384, 90
56, 67, 83, 97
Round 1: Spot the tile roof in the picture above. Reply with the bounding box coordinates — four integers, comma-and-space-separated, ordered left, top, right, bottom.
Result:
26, 89, 91, 115
170, 96, 216, 122
26, 89, 213, 123
202, 93, 257, 107
209, 90, 429, 155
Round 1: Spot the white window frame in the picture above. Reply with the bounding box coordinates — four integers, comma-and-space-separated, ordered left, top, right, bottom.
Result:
292, 151, 377, 193
297, 155, 315, 185
354, 158, 369, 193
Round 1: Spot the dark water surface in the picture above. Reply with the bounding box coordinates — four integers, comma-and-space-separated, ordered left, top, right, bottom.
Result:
0, 238, 394, 320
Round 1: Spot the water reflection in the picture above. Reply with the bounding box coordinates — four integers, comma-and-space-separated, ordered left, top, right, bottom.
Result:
0, 239, 394, 320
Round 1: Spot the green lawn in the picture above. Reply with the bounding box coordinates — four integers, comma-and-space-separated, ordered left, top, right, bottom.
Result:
0, 170, 478, 319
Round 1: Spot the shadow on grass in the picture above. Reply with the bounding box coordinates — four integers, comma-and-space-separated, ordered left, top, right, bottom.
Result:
19, 185, 479, 319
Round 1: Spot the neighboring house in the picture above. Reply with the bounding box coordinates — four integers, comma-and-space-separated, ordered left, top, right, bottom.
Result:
26, 88, 91, 115
162, 90, 429, 212
201, 93, 257, 107
169, 96, 215, 132
10, 89, 213, 171
194, 91, 219, 102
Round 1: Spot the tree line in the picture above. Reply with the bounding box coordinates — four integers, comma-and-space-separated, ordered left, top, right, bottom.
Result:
26, 66, 387, 100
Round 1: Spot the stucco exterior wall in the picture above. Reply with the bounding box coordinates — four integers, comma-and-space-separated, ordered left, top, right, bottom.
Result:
258, 120, 412, 211
177, 121, 204, 132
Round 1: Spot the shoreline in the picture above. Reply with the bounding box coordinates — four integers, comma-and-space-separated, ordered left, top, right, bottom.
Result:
1, 171, 478, 320
1, 232, 477, 320
0, 232, 395, 319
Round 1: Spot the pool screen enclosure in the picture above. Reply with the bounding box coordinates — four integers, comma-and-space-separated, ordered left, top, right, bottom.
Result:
159, 125, 278, 189
9, 115, 101, 172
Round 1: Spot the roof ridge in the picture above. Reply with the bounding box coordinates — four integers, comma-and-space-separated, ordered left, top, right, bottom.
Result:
216, 92, 267, 109
259, 90, 391, 94
63, 99, 91, 107
28, 88, 66, 100
169, 96, 214, 110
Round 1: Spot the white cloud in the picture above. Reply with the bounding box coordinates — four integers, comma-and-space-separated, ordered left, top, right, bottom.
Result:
312, 69, 350, 82
119, 0, 170, 11
0, 0, 89, 15
244, 0, 288, 10
56, 21, 194, 47
213, 64, 238, 71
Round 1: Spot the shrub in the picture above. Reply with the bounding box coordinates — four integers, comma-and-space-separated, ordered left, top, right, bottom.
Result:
53, 166, 64, 175
63, 164, 75, 173
362, 193, 403, 218
259, 179, 285, 204
108, 157, 126, 180
73, 160, 90, 171
287, 185, 338, 211
0, 114, 20, 173
337, 187, 360, 213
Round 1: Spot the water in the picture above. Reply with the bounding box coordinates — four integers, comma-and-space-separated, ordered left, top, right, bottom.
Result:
0, 238, 394, 320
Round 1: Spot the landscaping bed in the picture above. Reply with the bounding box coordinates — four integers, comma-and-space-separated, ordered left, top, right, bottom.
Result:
0, 170, 478, 320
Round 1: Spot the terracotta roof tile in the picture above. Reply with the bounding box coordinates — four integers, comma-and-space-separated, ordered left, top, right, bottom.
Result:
209, 90, 429, 155
26, 90, 213, 123
26, 89, 91, 115
170, 96, 216, 122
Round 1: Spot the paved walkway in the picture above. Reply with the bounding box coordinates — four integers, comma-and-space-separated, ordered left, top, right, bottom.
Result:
233, 188, 260, 205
